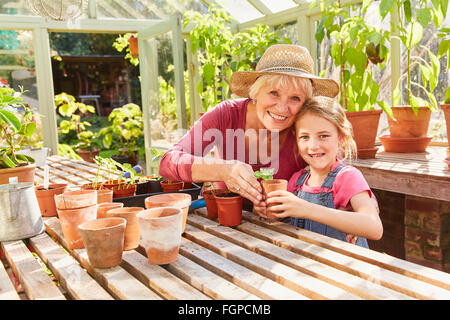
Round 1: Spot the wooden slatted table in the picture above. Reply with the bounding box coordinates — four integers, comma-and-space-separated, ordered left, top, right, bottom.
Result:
1, 155, 449, 300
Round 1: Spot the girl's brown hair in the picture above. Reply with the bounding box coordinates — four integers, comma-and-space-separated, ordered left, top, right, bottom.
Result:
294, 96, 357, 162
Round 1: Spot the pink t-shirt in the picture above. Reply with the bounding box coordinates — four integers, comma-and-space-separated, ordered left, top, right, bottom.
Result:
159, 98, 306, 182
287, 160, 373, 209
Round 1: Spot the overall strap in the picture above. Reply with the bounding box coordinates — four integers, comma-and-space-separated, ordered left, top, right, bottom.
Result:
295, 167, 310, 190
321, 163, 346, 189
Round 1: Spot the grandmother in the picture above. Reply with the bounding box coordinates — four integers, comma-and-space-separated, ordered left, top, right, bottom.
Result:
159, 44, 339, 215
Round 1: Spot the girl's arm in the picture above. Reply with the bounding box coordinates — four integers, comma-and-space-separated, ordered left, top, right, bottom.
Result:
266, 190, 383, 240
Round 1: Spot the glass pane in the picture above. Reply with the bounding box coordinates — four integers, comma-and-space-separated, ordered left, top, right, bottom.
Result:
0, 0, 35, 15
0, 29, 43, 148
214, 0, 264, 23
259, 0, 298, 13
149, 31, 188, 150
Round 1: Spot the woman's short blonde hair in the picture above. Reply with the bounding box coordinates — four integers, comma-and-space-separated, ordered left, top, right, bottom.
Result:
294, 96, 357, 162
248, 74, 313, 101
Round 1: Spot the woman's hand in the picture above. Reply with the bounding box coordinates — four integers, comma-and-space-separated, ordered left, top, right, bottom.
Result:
265, 190, 308, 219
222, 160, 263, 205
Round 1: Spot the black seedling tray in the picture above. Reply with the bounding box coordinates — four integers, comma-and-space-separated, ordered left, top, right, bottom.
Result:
113, 182, 202, 208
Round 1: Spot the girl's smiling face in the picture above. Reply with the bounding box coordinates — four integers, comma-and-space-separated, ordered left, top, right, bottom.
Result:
295, 112, 341, 174
254, 80, 306, 131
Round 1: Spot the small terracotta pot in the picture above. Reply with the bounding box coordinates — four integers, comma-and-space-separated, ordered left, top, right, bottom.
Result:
215, 192, 243, 227
262, 179, 288, 219
106, 207, 144, 250
346, 109, 382, 159
128, 35, 139, 57
34, 183, 68, 217
203, 189, 225, 219
78, 217, 127, 268
57, 204, 97, 249
55, 190, 97, 210
160, 180, 184, 192
144, 193, 192, 233
97, 202, 124, 219
112, 184, 137, 198
137, 207, 183, 265
77, 148, 100, 163
96, 188, 113, 204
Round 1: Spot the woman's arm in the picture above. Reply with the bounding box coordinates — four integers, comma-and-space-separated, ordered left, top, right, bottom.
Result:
266, 190, 383, 240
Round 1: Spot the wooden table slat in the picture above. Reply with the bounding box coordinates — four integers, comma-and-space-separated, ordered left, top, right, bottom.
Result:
228, 212, 450, 300
28, 232, 114, 300
180, 237, 308, 300
165, 254, 260, 300
1, 240, 66, 300
238, 209, 450, 291
120, 250, 210, 300
44, 217, 162, 300
189, 213, 414, 300
0, 257, 20, 300
184, 224, 362, 300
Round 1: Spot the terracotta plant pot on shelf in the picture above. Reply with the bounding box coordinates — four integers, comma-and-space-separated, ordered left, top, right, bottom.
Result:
441, 104, 450, 147
0, 164, 36, 185
137, 207, 183, 265
215, 192, 243, 227
261, 179, 288, 219
160, 180, 184, 192
34, 183, 68, 217
78, 217, 127, 269
76, 148, 100, 163
346, 110, 382, 159
144, 193, 192, 233
106, 207, 144, 250
381, 106, 432, 153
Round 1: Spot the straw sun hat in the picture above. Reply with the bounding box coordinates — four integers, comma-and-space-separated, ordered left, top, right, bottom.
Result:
230, 44, 339, 98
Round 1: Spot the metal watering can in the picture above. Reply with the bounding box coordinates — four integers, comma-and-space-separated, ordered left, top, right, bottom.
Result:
0, 182, 44, 242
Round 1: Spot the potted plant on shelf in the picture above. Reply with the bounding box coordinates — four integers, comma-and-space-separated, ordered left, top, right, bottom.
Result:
112, 162, 137, 199
150, 147, 186, 192
314, 0, 392, 158
99, 103, 143, 167
54, 93, 100, 162
378, 0, 446, 152
0, 86, 37, 184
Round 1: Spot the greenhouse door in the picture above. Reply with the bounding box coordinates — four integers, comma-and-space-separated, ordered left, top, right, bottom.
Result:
138, 15, 186, 175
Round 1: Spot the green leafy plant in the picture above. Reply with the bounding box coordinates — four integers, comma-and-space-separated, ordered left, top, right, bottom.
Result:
150, 147, 165, 179
253, 168, 275, 181
115, 161, 138, 189
313, 0, 392, 116
112, 33, 139, 66
379, 0, 447, 114
0, 86, 36, 168
437, 27, 450, 103
54, 92, 99, 150
99, 103, 144, 157
183, 6, 290, 112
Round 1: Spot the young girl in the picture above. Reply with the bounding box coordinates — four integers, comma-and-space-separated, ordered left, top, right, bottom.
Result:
266, 96, 382, 247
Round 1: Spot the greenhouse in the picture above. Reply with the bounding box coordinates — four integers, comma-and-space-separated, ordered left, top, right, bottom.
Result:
0, 0, 449, 302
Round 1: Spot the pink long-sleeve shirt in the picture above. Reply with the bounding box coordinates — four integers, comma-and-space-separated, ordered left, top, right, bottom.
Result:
159, 98, 306, 182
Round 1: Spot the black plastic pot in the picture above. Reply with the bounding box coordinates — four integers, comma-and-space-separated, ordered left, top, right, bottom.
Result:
113, 182, 201, 208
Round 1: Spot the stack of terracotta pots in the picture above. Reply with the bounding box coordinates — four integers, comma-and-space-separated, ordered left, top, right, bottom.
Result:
55, 190, 98, 249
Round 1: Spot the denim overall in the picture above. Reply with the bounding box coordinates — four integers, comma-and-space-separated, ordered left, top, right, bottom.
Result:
290, 164, 369, 248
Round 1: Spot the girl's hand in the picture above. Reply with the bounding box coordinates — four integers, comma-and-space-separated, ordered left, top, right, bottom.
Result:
265, 190, 308, 219
252, 200, 268, 218
222, 160, 263, 205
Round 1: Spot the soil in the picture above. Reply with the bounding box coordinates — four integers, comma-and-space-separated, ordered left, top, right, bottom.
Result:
216, 192, 239, 198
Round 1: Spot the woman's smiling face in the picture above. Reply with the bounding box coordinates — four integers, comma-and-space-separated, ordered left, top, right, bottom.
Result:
295, 111, 341, 174
254, 79, 307, 131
